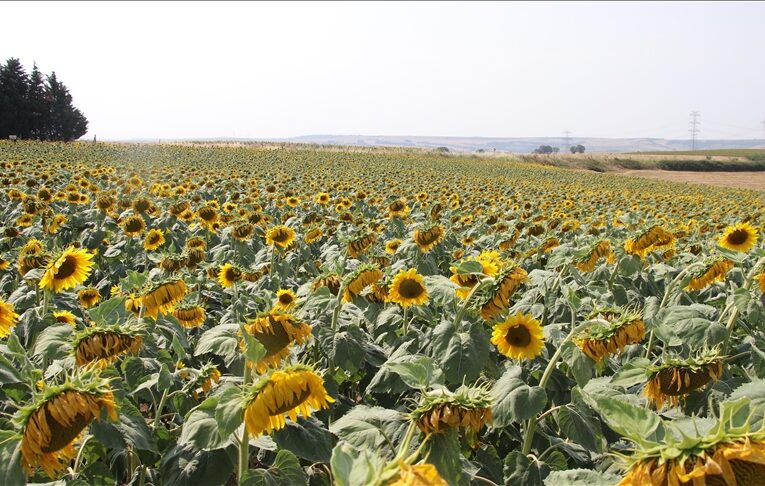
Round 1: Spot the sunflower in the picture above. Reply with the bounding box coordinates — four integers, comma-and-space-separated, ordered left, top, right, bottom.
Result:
491, 313, 545, 361
231, 221, 254, 241
413, 224, 445, 253
624, 225, 675, 258
574, 239, 612, 273
386, 462, 448, 486
644, 350, 724, 409
347, 232, 377, 258
46, 214, 67, 234
141, 279, 188, 319
718, 221, 758, 252
53, 310, 76, 326
73, 325, 143, 366
160, 254, 187, 273
121, 214, 146, 237
265, 225, 296, 249
197, 206, 218, 229
19, 374, 118, 477
274, 289, 298, 311
477, 265, 528, 321
385, 239, 403, 254
684, 258, 734, 292
0, 256, 9, 271
304, 226, 323, 244
173, 305, 206, 328
143, 228, 166, 251
77, 288, 101, 309
342, 265, 383, 302
39, 247, 94, 293
242, 312, 312, 372
190, 364, 222, 400
387, 199, 410, 219
0, 298, 19, 338
243, 365, 334, 438
411, 385, 492, 448
575, 307, 645, 362
389, 268, 429, 308
449, 251, 503, 299
313, 273, 343, 296
124, 293, 142, 316
218, 263, 242, 289
314, 192, 331, 205
757, 273, 765, 293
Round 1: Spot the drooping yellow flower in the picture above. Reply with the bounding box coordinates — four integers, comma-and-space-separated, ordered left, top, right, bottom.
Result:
478, 265, 528, 321
491, 313, 545, 361
143, 228, 166, 251
242, 312, 312, 372
718, 221, 758, 252
413, 225, 445, 253
575, 308, 645, 362
643, 351, 724, 409
0, 298, 19, 338
39, 247, 94, 293
121, 214, 146, 237
385, 239, 403, 254
73, 326, 143, 366
624, 225, 675, 258
78, 288, 101, 309
343, 265, 383, 302
389, 268, 429, 308
20, 380, 118, 477
141, 279, 188, 319
243, 365, 334, 438
172, 305, 206, 328
347, 233, 377, 258
265, 225, 296, 249
684, 258, 734, 292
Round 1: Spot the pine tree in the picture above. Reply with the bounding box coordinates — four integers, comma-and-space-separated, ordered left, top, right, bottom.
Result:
25, 63, 48, 140
45, 72, 88, 141
0, 58, 29, 139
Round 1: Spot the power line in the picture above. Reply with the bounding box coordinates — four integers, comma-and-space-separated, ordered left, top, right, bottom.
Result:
689, 111, 701, 150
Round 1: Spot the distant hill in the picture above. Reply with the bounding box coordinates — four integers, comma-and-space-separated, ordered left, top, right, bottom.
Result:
287, 135, 765, 154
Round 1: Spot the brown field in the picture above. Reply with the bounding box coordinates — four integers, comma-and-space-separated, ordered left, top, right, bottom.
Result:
618, 169, 765, 191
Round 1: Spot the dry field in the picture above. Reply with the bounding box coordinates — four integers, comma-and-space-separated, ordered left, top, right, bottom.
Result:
619, 169, 765, 190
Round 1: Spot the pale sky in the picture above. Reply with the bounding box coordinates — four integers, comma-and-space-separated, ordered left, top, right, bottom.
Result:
2, 1, 764, 140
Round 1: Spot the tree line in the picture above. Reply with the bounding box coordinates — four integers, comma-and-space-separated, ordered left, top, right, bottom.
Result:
0, 58, 88, 141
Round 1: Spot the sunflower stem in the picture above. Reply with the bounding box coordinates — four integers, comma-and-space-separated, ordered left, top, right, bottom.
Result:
521, 304, 584, 456
453, 279, 485, 330
238, 429, 250, 484
71, 434, 93, 477
723, 256, 765, 354
402, 307, 409, 335
394, 420, 418, 462
152, 388, 170, 429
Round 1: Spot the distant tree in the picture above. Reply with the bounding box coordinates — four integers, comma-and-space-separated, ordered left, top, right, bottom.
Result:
0, 58, 88, 141
533, 145, 561, 154
435, 146, 450, 153
570, 144, 586, 154
45, 72, 88, 141
552, 146, 560, 153
0, 58, 29, 139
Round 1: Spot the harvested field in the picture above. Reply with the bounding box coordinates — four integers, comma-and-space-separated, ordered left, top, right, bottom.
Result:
618, 169, 765, 190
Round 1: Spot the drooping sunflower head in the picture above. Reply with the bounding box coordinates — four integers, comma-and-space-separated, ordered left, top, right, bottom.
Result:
304, 226, 323, 244
160, 253, 188, 273
273, 289, 298, 311
78, 287, 101, 309
265, 225, 296, 249
72, 323, 144, 367
491, 312, 545, 361
718, 221, 759, 253
242, 311, 312, 373
143, 228, 166, 251
684, 257, 734, 292
39, 247, 94, 294
18, 371, 118, 478
230, 221, 255, 241
342, 265, 383, 302
346, 232, 377, 258
574, 239, 612, 273
624, 225, 675, 258
172, 304, 206, 328
575, 307, 645, 362
644, 348, 725, 409
411, 385, 493, 447
476, 264, 528, 321
140, 278, 188, 319
217, 262, 243, 288
243, 364, 334, 438
313, 272, 343, 296
617, 398, 765, 486
0, 297, 19, 338
413, 224, 445, 253
389, 268, 429, 308
53, 310, 77, 327
385, 239, 403, 254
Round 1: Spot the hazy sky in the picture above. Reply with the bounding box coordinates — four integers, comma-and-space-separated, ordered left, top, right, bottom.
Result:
3, 1, 764, 140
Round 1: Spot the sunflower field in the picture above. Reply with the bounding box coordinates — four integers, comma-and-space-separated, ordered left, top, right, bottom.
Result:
2, 141, 765, 486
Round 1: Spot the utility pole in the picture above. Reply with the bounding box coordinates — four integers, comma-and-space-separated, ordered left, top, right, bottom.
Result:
563, 130, 571, 153
689, 111, 700, 151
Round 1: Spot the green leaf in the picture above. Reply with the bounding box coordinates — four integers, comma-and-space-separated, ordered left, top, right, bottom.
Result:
239, 323, 267, 365
331, 325, 369, 374
330, 442, 385, 486
556, 404, 603, 452
492, 366, 547, 428
215, 386, 244, 440
88, 296, 126, 325
181, 398, 230, 451
425, 429, 468, 486
586, 394, 663, 446
0, 354, 23, 385
734, 287, 752, 313
115, 398, 159, 452
195, 324, 240, 365
160, 444, 234, 486
385, 354, 444, 390
456, 260, 484, 275
503, 450, 549, 486
610, 357, 651, 388
544, 469, 621, 486
273, 416, 334, 463
0, 431, 24, 486
31, 324, 72, 361
158, 363, 173, 391
432, 321, 490, 384
329, 406, 407, 454
244, 449, 308, 486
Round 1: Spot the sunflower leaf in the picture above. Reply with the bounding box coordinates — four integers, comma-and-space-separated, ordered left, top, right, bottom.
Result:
0, 431, 24, 486
491, 366, 548, 427
385, 354, 444, 390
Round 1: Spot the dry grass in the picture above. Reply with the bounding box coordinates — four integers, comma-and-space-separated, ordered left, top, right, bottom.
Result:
617, 170, 765, 191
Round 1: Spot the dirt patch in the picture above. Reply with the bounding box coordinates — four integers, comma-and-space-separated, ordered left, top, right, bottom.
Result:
616, 170, 765, 191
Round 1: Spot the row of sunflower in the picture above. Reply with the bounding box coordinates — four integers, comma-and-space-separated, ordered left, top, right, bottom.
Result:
1, 141, 765, 485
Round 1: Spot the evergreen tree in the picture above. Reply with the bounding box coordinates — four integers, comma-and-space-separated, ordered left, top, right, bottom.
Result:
0, 58, 29, 138
45, 71, 88, 141
25, 63, 48, 139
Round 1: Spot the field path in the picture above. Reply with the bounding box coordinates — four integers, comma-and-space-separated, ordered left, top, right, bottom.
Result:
617, 170, 765, 191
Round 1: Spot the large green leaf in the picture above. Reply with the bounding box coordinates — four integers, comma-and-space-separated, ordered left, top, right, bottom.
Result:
492, 366, 547, 427
503, 451, 549, 486
432, 320, 490, 384
0, 431, 24, 486
244, 449, 308, 486
181, 397, 230, 451
160, 444, 234, 486
384, 354, 444, 390
215, 386, 244, 440
194, 324, 241, 365
544, 469, 621, 486
330, 442, 385, 486
328, 406, 407, 454
585, 394, 663, 446
273, 416, 334, 463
